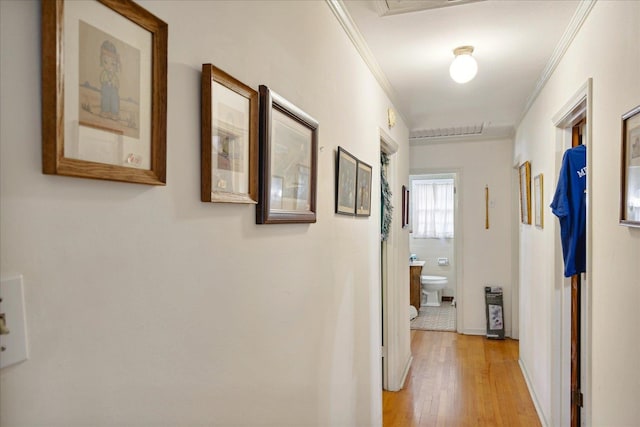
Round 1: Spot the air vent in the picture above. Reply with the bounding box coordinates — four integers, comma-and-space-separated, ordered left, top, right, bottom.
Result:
410, 123, 484, 139
378, 0, 485, 16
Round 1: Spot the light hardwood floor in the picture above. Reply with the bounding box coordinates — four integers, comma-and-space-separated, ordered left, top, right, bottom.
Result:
383, 331, 541, 427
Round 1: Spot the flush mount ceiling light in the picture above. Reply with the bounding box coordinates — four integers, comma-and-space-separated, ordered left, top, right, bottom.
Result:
449, 46, 478, 84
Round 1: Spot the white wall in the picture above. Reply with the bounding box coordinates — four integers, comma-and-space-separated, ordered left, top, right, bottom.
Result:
410, 138, 514, 336
0, 1, 410, 426
515, 2, 640, 425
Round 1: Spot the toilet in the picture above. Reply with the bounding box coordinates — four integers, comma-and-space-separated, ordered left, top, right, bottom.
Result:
421, 275, 448, 307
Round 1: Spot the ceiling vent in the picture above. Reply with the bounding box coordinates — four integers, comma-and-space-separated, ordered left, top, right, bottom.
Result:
376, 0, 485, 16
410, 123, 484, 140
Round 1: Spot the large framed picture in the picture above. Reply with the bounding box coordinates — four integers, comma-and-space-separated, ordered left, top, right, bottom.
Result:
201, 64, 258, 204
534, 173, 544, 228
519, 161, 532, 224
256, 85, 318, 224
356, 160, 372, 217
620, 104, 640, 227
335, 147, 357, 216
41, 0, 167, 185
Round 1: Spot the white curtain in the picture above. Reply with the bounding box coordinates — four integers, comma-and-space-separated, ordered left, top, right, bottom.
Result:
412, 178, 454, 238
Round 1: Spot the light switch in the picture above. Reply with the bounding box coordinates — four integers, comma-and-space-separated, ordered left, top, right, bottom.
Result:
0, 275, 29, 368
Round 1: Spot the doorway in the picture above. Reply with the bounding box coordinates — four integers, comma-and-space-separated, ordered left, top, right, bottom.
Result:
408, 172, 458, 332
551, 79, 592, 427
380, 129, 402, 391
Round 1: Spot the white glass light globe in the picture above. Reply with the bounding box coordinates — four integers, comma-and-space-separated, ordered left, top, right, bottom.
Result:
449, 53, 478, 84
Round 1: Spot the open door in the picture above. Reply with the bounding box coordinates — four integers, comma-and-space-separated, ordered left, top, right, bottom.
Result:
551, 79, 592, 427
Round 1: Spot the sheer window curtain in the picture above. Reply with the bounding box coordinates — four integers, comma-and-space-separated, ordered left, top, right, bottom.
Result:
412, 179, 454, 238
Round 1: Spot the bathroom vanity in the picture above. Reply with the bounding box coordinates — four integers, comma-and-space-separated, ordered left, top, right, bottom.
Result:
409, 261, 425, 311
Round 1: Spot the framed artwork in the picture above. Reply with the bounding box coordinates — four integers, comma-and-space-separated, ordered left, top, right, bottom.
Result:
335, 147, 357, 215
256, 85, 318, 224
534, 173, 544, 228
41, 0, 167, 185
519, 161, 532, 224
620, 105, 640, 227
402, 185, 410, 228
356, 160, 372, 217
201, 64, 258, 203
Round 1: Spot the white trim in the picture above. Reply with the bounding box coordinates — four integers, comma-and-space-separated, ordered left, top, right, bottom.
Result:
380, 130, 408, 392
520, 359, 550, 427
461, 328, 485, 336
325, 0, 408, 126
380, 128, 399, 155
398, 354, 413, 390
550, 78, 593, 427
325, 0, 394, 97
519, 0, 597, 125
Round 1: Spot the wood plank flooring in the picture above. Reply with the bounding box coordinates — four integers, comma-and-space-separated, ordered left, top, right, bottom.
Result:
383, 331, 541, 427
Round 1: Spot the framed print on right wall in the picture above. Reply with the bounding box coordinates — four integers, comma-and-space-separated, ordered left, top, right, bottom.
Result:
620, 104, 640, 227
534, 173, 544, 228
519, 161, 532, 224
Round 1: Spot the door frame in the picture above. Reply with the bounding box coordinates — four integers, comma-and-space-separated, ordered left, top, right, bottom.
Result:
380, 128, 409, 391
551, 78, 592, 427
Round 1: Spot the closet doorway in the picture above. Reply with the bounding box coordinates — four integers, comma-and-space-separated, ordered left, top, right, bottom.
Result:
551, 79, 592, 427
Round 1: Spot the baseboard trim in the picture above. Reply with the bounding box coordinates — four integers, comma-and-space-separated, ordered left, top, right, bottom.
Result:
399, 354, 413, 389
461, 328, 486, 336
519, 359, 549, 427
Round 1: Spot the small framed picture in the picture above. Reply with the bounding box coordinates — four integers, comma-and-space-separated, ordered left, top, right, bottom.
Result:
256, 85, 318, 224
201, 64, 258, 204
402, 185, 410, 228
519, 161, 532, 224
534, 173, 544, 228
356, 160, 372, 217
335, 147, 357, 216
41, 0, 167, 185
620, 105, 640, 227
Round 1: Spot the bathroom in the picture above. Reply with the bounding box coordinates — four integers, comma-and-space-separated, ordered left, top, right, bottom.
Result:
409, 173, 457, 331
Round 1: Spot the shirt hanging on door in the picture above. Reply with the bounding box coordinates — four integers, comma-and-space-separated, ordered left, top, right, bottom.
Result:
550, 144, 587, 277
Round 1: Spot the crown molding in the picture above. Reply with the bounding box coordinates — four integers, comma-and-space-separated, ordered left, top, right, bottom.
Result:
519, 0, 597, 125
325, 0, 406, 124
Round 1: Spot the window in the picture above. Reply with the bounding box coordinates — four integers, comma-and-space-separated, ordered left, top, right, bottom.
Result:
412, 178, 454, 238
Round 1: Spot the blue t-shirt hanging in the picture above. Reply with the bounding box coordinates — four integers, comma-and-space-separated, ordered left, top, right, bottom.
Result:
550, 144, 586, 277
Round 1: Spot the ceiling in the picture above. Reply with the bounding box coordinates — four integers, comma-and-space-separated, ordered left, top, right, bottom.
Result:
341, 0, 583, 142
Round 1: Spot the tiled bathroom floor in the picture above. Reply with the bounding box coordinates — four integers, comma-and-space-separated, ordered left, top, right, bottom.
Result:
410, 303, 456, 331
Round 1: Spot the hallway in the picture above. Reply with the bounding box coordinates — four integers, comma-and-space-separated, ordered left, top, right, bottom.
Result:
383, 331, 540, 427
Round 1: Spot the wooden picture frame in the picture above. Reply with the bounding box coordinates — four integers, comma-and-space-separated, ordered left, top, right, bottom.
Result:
41, 0, 167, 185
355, 159, 372, 217
620, 104, 640, 227
519, 161, 532, 224
402, 185, 410, 228
335, 147, 357, 216
201, 64, 258, 203
256, 85, 318, 224
534, 173, 544, 228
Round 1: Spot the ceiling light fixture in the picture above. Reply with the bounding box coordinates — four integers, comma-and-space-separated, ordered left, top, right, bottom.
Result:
449, 45, 478, 84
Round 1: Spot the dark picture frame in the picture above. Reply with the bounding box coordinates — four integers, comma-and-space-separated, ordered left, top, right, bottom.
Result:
335, 147, 357, 216
355, 159, 372, 217
519, 161, 532, 224
41, 0, 167, 185
201, 64, 258, 203
256, 85, 318, 224
620, 104, 640, 227
402, 185, 409, 228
